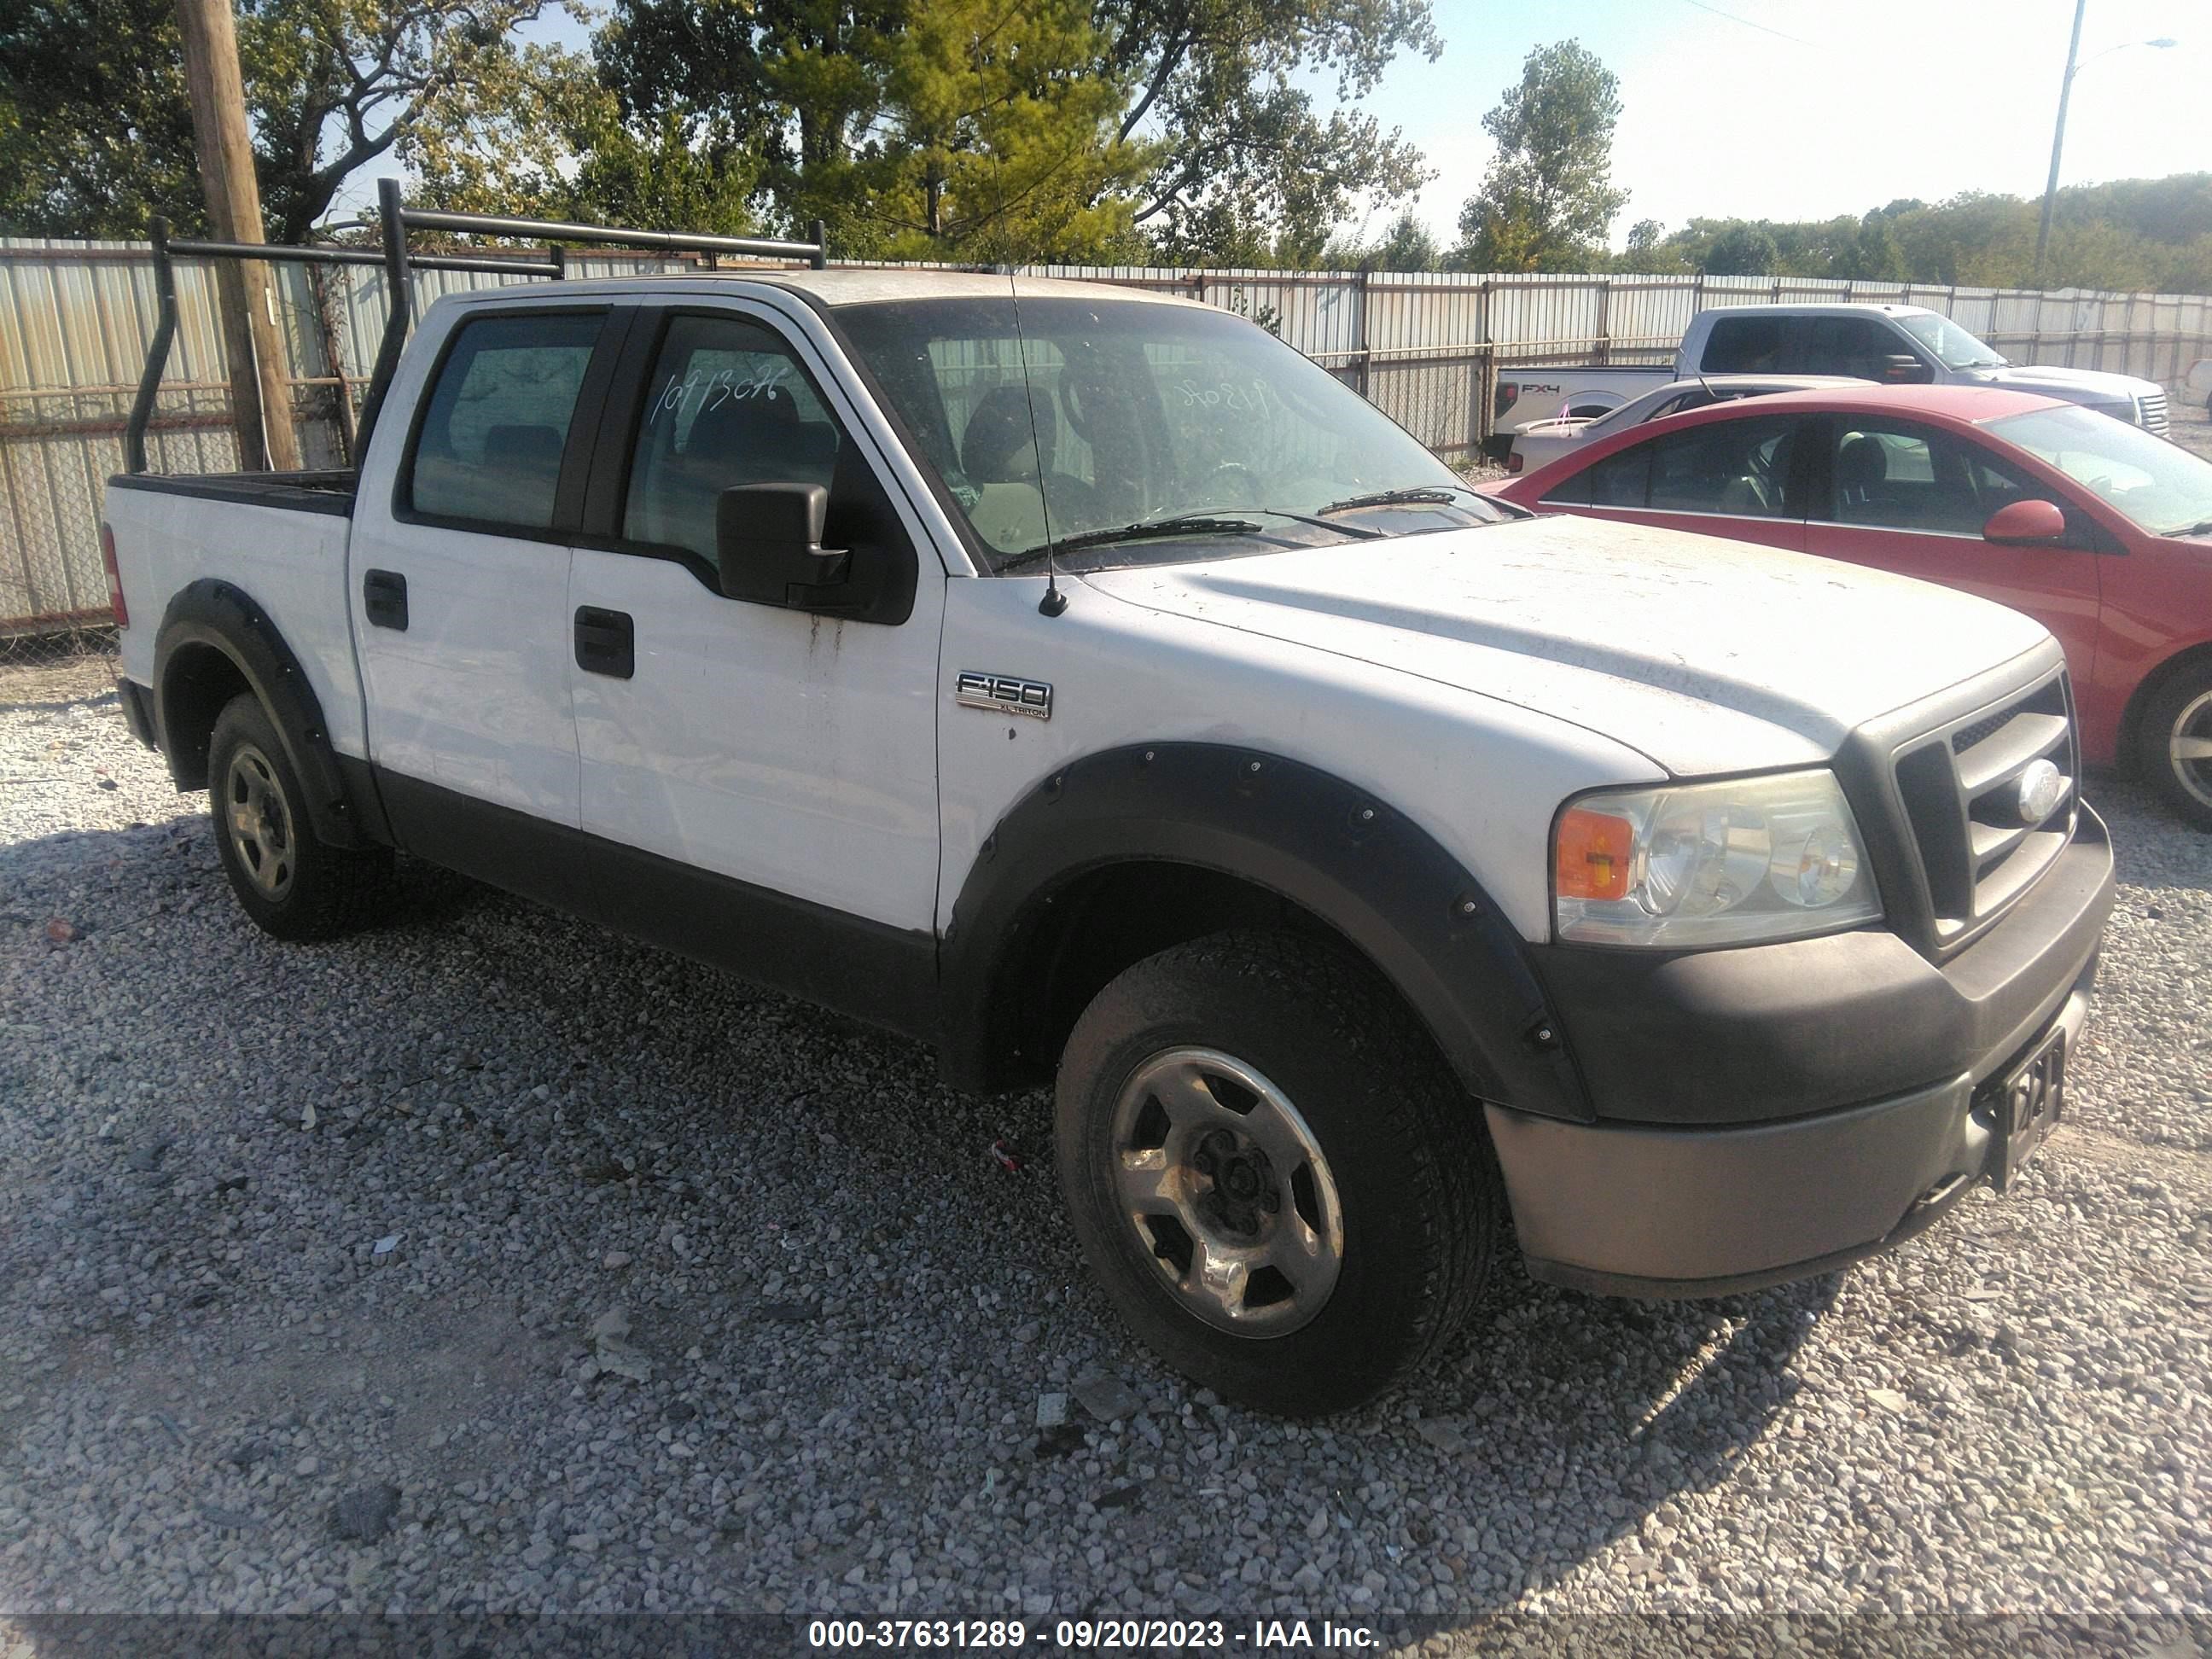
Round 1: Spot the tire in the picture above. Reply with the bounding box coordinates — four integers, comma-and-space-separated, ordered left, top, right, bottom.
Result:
2136, 667, 2212, 831
1054, 929, 1503, 1416
207, 692, 392, 939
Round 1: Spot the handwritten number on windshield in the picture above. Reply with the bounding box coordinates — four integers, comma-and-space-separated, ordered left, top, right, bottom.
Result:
1173, 377, 1273, 416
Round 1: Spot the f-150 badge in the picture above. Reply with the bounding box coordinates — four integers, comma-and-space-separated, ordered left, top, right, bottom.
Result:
956, 671, 1052, 720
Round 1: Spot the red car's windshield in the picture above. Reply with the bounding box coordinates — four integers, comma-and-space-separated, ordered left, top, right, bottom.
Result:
1989, 405, 2212, 537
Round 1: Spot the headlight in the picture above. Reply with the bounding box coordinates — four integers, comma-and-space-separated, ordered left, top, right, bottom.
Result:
1553, 770, 1881, 947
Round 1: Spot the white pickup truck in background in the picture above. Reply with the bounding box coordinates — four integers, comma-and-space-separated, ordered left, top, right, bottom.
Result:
1487, 300, 2173, 459
101, 197, 2116, 1415
1677, 304, 2170, 434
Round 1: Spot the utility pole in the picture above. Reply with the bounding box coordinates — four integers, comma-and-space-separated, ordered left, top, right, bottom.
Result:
2034, 0, 2087, 288
173, 0, 300, 471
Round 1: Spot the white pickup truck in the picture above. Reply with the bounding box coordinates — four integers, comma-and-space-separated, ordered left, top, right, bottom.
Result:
1676, 304, 2171, 434
103, 201, 2116, 1415
1487, 300, 2172, 458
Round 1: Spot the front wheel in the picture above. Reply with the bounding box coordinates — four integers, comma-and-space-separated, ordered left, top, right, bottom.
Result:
2137, 669, 2212, 831
207, 693, 393, 939
1054, 931, 1503, 1416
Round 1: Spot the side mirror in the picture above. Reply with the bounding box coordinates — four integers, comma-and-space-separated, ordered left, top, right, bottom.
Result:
1983, 498, 2068, 546
1881, 353, 1933, 384
716, 483, 850, 608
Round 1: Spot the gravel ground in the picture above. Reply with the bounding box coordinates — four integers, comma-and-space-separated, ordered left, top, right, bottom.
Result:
2, 519, 2209, 1649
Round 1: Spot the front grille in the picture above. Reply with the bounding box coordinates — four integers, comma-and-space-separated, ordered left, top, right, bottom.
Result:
2139, 391, 2170, 436
1891, 672, 2078, 950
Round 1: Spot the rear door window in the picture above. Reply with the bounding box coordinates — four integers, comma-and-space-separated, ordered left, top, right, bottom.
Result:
1700, 316, 1793, 374
1645, 416, 1800, 516
405, 311, 605, 530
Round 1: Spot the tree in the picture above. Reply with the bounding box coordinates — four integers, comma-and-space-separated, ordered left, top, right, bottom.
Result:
1368, 209, 1440, 271
1104, 0, 1441, 263
1451, 39, 1626, 272
0, 0, 201, 235
1702, 221, 1778, 276
0, 0, 589, 240
1319, 207, 1440, 271
1612, 215, 1680, 273
864, 0, 1151, 261
592, 0, 904, 249
593, 0, 1445, 265
1835, 209, 1906, 282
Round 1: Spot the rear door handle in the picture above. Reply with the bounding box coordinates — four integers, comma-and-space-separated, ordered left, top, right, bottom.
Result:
363, 568, 408, 631
573, 606, 635, 678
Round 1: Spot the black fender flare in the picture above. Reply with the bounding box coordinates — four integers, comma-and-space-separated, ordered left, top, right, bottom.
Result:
938, 742, 1592, 1121
151, 579, 387, 849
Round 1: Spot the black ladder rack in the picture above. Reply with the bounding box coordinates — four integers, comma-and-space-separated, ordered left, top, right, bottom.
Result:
125, 177, 829, 473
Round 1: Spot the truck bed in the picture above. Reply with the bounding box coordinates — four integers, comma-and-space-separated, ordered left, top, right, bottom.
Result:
104, 466, 370, 766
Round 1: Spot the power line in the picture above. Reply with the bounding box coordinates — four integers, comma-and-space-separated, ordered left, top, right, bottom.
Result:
1676, 0, 1813, 45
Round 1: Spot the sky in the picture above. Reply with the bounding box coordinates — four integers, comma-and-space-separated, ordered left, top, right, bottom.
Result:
345, 0, 2207, 246
1369, 0, 2208, 248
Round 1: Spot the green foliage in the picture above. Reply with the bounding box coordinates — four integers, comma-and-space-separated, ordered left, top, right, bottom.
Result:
0, 0, 200, 236
1451, 39, 1626, 272
863, 0, 1151, 262
0, 0, 587, 240
1318, 208, 1440, 271
1703, 222, 1777, 277
591, 0, 1441, 265
1655, 176, 2212, 294
1114, 0, 1441, 265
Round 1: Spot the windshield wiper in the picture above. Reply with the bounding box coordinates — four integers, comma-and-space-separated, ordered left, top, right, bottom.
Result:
1000, 515, 1268, 571
2165, 518, 2212, 538
1317, 484, 1484, 516
1225, 505, 1387, 538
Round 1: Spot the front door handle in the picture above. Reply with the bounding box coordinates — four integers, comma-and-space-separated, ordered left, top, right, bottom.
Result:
573, 606, 635, 678
363, 568, 408, 631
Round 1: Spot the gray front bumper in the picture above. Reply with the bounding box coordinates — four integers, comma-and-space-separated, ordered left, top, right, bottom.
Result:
1488, 953, 2097, 1300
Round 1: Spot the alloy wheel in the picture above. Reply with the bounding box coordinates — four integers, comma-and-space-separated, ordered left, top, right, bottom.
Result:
1108, 1046, 1344, 1336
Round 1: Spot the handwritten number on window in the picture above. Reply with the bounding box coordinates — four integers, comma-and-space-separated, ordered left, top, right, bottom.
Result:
645, 359, 797, 428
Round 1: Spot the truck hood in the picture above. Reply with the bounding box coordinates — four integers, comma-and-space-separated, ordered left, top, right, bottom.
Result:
1079, 515, 2054, 776
1967, 364, 2161, 401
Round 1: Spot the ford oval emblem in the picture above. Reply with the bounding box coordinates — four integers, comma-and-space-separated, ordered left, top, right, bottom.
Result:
2016, 758, 2064, 824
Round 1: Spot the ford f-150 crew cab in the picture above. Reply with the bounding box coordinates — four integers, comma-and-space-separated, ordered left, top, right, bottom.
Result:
102, 199, 2116, 1415
1675, 303, 2171, 434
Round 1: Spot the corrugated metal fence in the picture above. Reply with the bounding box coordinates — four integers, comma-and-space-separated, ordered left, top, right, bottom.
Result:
3, 235, 2209, 630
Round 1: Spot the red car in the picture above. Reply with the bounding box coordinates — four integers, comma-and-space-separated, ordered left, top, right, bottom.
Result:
1488, 385, 2212, 826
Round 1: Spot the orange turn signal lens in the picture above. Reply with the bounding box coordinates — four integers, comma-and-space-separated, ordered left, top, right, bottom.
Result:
1556, 806, 1635, 902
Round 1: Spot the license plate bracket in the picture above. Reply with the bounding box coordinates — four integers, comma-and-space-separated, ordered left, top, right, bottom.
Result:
1988, 1026, 2065, 1191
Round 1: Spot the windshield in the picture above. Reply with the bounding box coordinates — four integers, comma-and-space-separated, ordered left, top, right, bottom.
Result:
1896, 312, 2007, 370
835, 292, 1505, 571
1988, 405, 2212, 537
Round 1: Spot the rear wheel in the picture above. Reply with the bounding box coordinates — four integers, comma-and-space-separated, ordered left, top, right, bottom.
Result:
207, 693, 392, 939
2138, 668, 2212, 831
1055, 930, 1502, 1416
